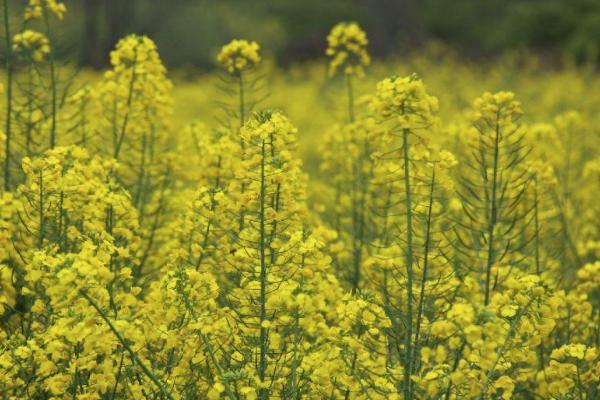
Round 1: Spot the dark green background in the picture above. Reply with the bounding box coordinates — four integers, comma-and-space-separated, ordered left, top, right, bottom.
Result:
7, 0, 600, 69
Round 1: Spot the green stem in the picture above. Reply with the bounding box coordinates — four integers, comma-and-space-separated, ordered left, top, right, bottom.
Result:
109, 353, 125, 400
114, 44, 139, 159
258, 139, 268, 400
239, 71, 245, 129
484, 118, 500, 306
238, 72, 247, 230
402, 127, 414, 399
532, 178, 549, 375
346, 73, 354, 123
533, 177, 540, 275
412, 167, 436, 373
43, 10, 57, 149
37, 171, 45, 248
134, 133, 147, 207
3, 0, 13, 190
26, 65, 33, 155
350, 133, 367, 293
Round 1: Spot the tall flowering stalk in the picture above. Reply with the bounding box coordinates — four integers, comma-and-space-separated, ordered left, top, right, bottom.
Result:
321, 23, 371, 292
95, 34, 174, 278
326, 22, 370, 122
23, 0, 67, 149
217, 39, 262, 131
1, 0, 69, 191
230, 111, 317, 398
217, 39, 263, 232
455, 92, 531, 306
369, 74, 441, 397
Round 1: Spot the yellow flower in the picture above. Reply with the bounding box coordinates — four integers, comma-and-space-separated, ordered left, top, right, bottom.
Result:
12, 30, 50, 62
25, 0, 67, 21
371, 74, 438, 129
217, 39, 261, 74
493, 376, 514, 399
260, 320, 272, 328
501, 305, 518, 318
14, 346, 32, 360
472, 91, 522, 123
326, 22, 370, 76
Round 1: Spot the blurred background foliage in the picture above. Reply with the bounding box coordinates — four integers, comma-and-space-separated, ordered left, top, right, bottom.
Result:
4, 0, 600, 70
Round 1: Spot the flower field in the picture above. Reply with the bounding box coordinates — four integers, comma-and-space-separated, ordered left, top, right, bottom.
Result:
1, 2, 599, 399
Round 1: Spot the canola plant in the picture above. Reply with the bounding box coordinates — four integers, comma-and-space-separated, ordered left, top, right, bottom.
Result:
0, 2, 599, 399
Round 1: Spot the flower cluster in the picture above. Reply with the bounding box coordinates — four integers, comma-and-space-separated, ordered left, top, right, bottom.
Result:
472, 91, 523, 129
98, 34, 173, 162
12, 30, 50, 62
217, 39, 262, 74
543, 344, 599, 397
326, 22, 370, 76
24, 0, 67, 21
371, 74, 439, 128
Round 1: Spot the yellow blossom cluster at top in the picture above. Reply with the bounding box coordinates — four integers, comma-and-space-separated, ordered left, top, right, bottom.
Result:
12, 30, 50, 62
98, 34, 174, 160
24, 0, 67, 21
370, 74, 439, 128
472, 91, 523, 122
326, 22, 370, 77
216, 39, 262, 74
